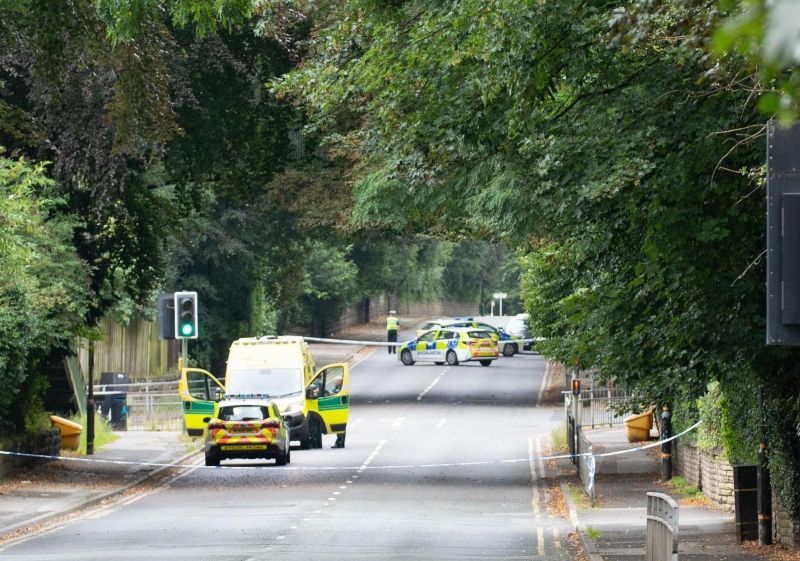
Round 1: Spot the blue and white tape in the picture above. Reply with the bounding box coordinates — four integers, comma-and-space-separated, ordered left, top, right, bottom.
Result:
0, 421, 700, 471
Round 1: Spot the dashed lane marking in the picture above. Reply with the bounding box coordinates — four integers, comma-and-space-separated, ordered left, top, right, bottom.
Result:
416, 368, 448, 401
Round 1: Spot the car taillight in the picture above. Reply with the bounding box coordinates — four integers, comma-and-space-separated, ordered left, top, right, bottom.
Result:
260, 420, 281, 429
207, 421, 224, 430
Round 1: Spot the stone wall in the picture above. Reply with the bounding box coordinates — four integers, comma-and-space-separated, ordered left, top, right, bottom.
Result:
674, 440, 735, 511
0, 428, 61, 479
773, 493, 800, 547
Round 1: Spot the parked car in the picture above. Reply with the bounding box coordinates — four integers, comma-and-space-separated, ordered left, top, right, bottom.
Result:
415, 318, 453, 338
399, 327, 499, 367
204, 399, 291, 466
504, 314, 534, 351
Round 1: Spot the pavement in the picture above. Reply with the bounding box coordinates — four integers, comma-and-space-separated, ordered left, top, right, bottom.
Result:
0, 318, 422, 544
0, 431, 199, 542
561, 426, 773, 561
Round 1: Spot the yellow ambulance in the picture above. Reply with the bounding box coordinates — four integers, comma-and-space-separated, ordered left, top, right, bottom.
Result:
178, 336, 350, 449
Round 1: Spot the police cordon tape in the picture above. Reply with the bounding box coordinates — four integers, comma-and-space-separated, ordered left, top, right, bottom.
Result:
302, 336, 543, 347
0, 421, 700, 472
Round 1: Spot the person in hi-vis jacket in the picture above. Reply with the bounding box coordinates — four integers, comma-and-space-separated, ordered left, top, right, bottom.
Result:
386, 311, 399, 354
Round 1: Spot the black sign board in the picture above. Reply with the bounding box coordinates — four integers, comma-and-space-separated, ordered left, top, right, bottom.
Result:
767, 121, 800, 344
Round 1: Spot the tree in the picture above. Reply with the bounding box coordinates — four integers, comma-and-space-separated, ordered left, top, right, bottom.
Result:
0, 155, 89, 430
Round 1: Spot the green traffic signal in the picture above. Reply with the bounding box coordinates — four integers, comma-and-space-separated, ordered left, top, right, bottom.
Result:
175, 292, 198, 339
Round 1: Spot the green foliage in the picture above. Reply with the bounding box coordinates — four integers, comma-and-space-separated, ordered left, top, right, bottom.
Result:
696, 381, 727, 455
0, 155, 89, 431
278, 0, 800, 519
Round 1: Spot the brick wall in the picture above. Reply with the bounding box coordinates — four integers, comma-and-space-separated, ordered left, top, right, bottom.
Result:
674, 440, 735, 511
0, 428, 61, 478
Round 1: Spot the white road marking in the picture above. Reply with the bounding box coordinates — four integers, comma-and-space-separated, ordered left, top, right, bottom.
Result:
537, 527, 545, 556
417, 374, 444, 401
537, 361, 551, 404
535, 436, 546, 482
391, 416, 407, 428
435, 417, 447, 429
359, 439, 386, 471
528, 436, 541, 516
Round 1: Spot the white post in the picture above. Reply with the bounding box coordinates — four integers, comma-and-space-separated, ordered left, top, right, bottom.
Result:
492, 292, 507, 317
490, 300, 495, 316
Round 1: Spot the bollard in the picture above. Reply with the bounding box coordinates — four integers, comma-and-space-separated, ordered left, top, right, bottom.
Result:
660, 405, 672, 481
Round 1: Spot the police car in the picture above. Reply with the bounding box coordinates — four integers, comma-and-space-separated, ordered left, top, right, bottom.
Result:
415, 317, 453, 338
440, 319, 523, 356
203, 399, 291, 466
398, 327, 499, 367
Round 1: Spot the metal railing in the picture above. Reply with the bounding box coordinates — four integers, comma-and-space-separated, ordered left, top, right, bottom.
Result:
646, 492, 679, 561
573, 387, 633, 428
94, 380, 183, 431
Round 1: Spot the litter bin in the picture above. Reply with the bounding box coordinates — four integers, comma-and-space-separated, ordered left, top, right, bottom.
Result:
623, 409, 654, 442
98, 372, 130, 431
110, 394, 128, 431
96, 391, 128, 430
49, 415, 82, 450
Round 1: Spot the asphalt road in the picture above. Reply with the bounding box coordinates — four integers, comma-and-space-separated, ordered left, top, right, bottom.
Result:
0, 341, 574, 560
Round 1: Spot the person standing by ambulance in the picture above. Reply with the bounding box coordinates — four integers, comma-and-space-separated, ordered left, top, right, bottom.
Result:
386, 310, 399, 354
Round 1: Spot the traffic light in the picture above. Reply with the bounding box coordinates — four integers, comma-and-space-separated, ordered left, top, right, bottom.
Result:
174, 291, 198, 339
157, 293, 175, 340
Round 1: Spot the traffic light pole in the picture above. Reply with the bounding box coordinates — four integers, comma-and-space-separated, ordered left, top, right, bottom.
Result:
181, 339, 188, 369
86, 340, 95, 455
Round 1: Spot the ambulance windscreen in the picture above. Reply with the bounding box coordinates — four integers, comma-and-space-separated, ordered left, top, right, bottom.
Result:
226, 368, 303, 397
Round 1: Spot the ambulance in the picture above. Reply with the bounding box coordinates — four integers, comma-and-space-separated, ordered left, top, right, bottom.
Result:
178, 336, 350, 449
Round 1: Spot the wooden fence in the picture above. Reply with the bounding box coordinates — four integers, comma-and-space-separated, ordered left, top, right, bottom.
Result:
77, 314, 177, 382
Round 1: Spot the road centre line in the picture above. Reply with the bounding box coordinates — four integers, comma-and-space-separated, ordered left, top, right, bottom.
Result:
358, 439, 386, 473
435, 417, 447, 429
417, 369, 447, 401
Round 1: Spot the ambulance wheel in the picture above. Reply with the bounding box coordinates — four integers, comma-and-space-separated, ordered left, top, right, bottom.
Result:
205, 450, 220, 467
502, 343, 517, 357
308, 416, 323, 449
400, 349, 415, 366
446, 350, 459, 366
479, 360, 493, 367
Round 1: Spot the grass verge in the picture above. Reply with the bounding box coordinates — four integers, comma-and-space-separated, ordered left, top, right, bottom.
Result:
566, 481, 595, 510
67, 413, 119, 454
551, 422, 568, 454
663, 475, 704, 499
585, 526, 603, 540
